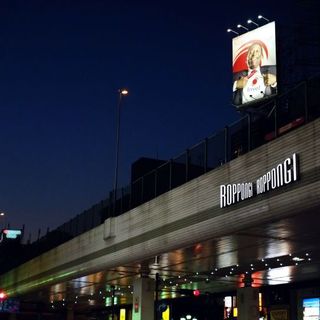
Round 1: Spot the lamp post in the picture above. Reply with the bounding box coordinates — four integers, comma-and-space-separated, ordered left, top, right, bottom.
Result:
0, 212, 5, 229
113, 88, 128, 216
0, 212, 5, 243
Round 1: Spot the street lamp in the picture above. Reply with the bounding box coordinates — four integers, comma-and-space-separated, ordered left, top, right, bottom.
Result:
113, 88, 129, 216
0, 212, 5, 235
0, 212, 5, 227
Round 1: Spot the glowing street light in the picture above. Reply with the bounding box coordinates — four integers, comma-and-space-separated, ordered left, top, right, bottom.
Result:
237, 24, 249, 31
226, 28, 239, 36
258, 15, 270, 22
113, 88, 129, 216
247, 19, 259, 27
0, 212, 5, 230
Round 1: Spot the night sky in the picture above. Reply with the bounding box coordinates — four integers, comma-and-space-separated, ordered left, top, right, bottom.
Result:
0, 0, 295, 239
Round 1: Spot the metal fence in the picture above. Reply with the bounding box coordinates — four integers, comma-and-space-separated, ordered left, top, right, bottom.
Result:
55, 78, 320, 238
106, 79, 319, 220
7, 77, 320, 269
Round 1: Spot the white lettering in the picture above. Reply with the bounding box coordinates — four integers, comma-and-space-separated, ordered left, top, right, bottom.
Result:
266, 172, 271, 191
292, 153, 297, 181
236, 184, 241, 201
219, 182, 253, 207
220, 185, 226, 208
248, 183, 253, 197
276, 164, 283, 187
256, 178, 261, 194
220, 154, 298, 208
271, 168, 277, 189
284, 158, 292, 184
227, 184, 232, 206
232, 184, 237, 204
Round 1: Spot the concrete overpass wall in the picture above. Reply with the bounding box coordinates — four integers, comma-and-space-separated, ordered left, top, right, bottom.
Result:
1, 118, 320, 296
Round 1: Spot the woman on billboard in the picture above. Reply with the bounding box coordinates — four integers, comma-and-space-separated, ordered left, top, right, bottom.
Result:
232, 22, 277, 106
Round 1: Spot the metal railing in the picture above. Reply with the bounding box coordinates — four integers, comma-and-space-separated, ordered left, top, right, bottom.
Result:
1, 77, 320, 273
42, 77, 320, 240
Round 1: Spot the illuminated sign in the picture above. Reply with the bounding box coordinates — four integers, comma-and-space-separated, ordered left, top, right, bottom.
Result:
303, 298, 320, 320
0, 229, 22, 243
162, 305, 170, 320
120, 308, 126, 320
220, 153, 298, 208
3, 229, 22, 239
232, 22, 277, 107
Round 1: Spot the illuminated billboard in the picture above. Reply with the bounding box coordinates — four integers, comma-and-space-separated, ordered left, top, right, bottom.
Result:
232, 22, 277, 107
303, 298, 320, 320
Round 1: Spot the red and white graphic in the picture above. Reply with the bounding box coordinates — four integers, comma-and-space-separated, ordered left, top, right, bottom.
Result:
232, 22, 276, 73
231, 22, 277, 107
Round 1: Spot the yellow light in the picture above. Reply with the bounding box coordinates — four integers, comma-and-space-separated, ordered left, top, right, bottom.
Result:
162, 305, 170, 320
233, 307, 238, 317
259, 292, 262, 311
120, 308, 126, 320
120, 89, 128, 95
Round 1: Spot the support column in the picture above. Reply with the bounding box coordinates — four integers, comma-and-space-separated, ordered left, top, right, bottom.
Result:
132, 277, 155, 320
237, 274, 259, 320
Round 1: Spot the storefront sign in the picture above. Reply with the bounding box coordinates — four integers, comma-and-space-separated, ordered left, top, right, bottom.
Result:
220, 153, 298, 208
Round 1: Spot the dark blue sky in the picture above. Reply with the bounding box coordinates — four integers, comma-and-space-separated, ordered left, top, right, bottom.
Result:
0, 0, 292, 239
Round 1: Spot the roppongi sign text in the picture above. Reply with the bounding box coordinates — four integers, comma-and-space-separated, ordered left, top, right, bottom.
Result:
220, 153, 298, 208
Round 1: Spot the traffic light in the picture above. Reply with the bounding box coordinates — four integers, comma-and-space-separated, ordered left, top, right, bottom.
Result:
193, 289, 200, 297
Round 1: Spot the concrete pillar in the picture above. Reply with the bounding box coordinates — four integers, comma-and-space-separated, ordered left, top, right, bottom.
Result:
132, 277, 155, 320
237, 287, 259, 320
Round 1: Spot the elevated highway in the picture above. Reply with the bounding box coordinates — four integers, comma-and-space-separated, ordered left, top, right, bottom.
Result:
1, 117, 320, 318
